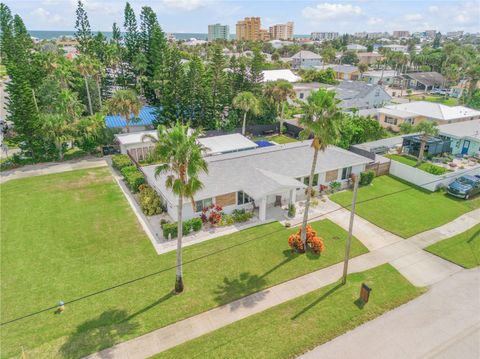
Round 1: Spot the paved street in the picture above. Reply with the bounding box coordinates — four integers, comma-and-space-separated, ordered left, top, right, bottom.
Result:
299, 268, 480, 359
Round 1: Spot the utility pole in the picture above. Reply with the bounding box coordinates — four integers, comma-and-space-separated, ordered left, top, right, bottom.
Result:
342, 173, 359, 285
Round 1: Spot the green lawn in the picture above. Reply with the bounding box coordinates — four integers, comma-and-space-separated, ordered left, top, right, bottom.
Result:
1, 168, 368, 358
153, 264, 424, 359
385, 154, 450, 175
426, 224, 480, 268
254, 134, 298, 144
409, 94, 459, 106
330, 176, 479, 238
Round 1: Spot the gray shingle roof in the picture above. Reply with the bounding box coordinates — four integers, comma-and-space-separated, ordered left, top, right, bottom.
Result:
143, 141, 370, 205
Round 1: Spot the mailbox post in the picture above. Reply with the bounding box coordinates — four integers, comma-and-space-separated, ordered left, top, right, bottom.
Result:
359, 283, 372, 303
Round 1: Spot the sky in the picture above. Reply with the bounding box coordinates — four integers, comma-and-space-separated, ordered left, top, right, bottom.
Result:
5, 0, 480, 34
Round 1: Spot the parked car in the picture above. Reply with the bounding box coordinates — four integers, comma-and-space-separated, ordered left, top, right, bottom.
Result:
447, 175, 480, 199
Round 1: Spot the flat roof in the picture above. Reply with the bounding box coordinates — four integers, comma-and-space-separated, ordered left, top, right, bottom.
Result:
115, 130, 157, 145
198, 134, 258, 155
261, 69, 301, 83
379, 101, 480, 121
143, 141, 371, 204
439, 119, 480, 141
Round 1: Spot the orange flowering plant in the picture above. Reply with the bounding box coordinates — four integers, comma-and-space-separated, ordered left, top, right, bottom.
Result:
288, 225, 325, 254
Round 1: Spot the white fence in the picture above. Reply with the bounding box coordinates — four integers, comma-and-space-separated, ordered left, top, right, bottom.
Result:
383, 157, 480, 192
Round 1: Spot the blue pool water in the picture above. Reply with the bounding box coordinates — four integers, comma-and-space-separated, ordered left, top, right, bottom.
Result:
255, 140, 275, 148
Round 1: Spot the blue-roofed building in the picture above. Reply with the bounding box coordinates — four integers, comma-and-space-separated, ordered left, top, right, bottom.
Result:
105, 106, 157, 132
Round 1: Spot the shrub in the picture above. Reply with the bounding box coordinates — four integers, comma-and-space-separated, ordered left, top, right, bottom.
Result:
219, 213, 235, 227
288, 225, 325, 254
162, 218, 202, 239
121, 166, 145, 192
112, 154, 132, 170
329, 181, 341, 193
231, 208, 254, 223
162, 222, 178, 239
287, 204, 296, 218
359, 170, 375, 186
310, 199, 319, 207
201, 204, 223, 226
138, 184, 162, 216
423, 164, 447, 175
160, 218, 169, 227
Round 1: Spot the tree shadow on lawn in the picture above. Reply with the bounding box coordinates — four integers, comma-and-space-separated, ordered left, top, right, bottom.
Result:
291, 283, 342, 320
59, 310, 139, 359
213, 250, 308, 311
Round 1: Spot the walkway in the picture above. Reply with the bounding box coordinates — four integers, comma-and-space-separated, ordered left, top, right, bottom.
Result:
84, 207, 480, 359
0, 156, 107, 183
299, 268, 480, 359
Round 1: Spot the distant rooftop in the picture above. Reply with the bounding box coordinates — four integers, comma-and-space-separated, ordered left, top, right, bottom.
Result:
261, 69, 301, 83
292, 50, 322, 59
379, 101, 480, 121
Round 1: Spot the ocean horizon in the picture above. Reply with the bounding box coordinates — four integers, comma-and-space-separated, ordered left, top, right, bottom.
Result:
28, 30, 310, 41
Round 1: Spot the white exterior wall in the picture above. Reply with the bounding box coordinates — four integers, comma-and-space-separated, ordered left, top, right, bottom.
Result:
388, 158, 480, 191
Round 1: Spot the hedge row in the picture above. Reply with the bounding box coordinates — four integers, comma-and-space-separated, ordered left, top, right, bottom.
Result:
162, 217, 202, 239
112, 154, 133, 170
121, 165, 145, 192
138, 184, 163, 215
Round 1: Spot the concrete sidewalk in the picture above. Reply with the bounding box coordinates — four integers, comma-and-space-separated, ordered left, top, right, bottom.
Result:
0, 156, 107, 183
84, 207, 479, 359
299, 268, 480, 359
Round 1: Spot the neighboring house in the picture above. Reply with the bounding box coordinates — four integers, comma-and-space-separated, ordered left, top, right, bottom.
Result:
335, 81, 391, 110
346, 44, 367, 52
357, 52, 384, 65
361, 70, 398, 85
292, 81, 391, 110
291, 50, 323, 69
397, 72, 445, 92
143, 141, 371, 221
269, 39, 293, 49
377, 101, 480, 132
379, 44, 408, 53
261, 69, 301, 83
439, 119, 480, 156
105, 106, 156, 133
116, 132, 259, 162
319, 64, 361, 80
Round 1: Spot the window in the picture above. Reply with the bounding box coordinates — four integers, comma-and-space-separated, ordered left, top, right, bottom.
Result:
303, 174, 319, 186
341, 166, 352, 180
384, 116, 397, 125
405, 118, 415, 124
195, 197, 213, 212
237, 191, 252, 205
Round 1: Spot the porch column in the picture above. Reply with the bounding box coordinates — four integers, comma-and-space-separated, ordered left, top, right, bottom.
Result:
259, 197, 267, 222
289, 188, 296, 205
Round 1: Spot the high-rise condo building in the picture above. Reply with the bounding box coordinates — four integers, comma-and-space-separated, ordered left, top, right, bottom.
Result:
208, 23, 230, 41
236, 17, 261, 41
269, 22, 294, 40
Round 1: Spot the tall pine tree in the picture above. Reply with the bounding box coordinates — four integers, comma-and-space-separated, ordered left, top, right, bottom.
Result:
123, 2, 139, 63
74, 0, 92, 55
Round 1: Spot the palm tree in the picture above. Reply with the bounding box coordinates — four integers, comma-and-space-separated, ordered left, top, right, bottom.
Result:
414, 121, 439, 165
267, 80, 296, 131
232, 91, 260, 135
106, 89, 142, 133
298, 89, 341, 246
41, 114, 75, 160
76, 55, 94, 115
144, 123, 208, 293
358, 63, 368, 79
91, 58, 105, 108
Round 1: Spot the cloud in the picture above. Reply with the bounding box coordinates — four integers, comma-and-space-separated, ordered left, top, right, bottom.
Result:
30, 7, 65, 25
428, 5, 439, 13
404, 13, 423, 22
302, 3, 363, 21
367, 17, 383, 25
158, 0, 212, 11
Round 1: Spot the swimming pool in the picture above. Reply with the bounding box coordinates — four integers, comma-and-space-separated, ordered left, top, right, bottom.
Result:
255, 140, 275, 148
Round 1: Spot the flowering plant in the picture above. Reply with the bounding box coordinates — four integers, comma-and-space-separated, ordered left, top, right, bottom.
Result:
287, 225, 325, 254
200, 204, 223, 226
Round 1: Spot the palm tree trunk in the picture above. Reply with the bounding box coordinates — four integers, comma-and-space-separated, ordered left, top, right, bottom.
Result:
241, 111, 247, 135
417, 135, 427, 165
280, 102, 285, 132
125, 114, 130, 133
300, 145, 319, 247
175, 196, 184, 293
84, 76, 93, 115
95, 79, 102, 108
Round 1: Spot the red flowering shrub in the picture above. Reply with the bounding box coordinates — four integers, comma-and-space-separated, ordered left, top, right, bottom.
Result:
201, 204, 223, 226
288, 225, 325, 254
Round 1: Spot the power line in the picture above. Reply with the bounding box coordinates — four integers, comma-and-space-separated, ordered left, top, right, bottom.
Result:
2, 167, 478, 326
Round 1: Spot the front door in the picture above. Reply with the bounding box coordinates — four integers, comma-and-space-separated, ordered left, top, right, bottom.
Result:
461, 140, 470, 155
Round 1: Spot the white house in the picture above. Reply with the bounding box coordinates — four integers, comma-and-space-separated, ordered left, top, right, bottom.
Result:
361, 70, 398, 85
346, 44, 367, 52
291, 50, 323, 69
143, 141, 371, 221
261, 69, 301, 83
